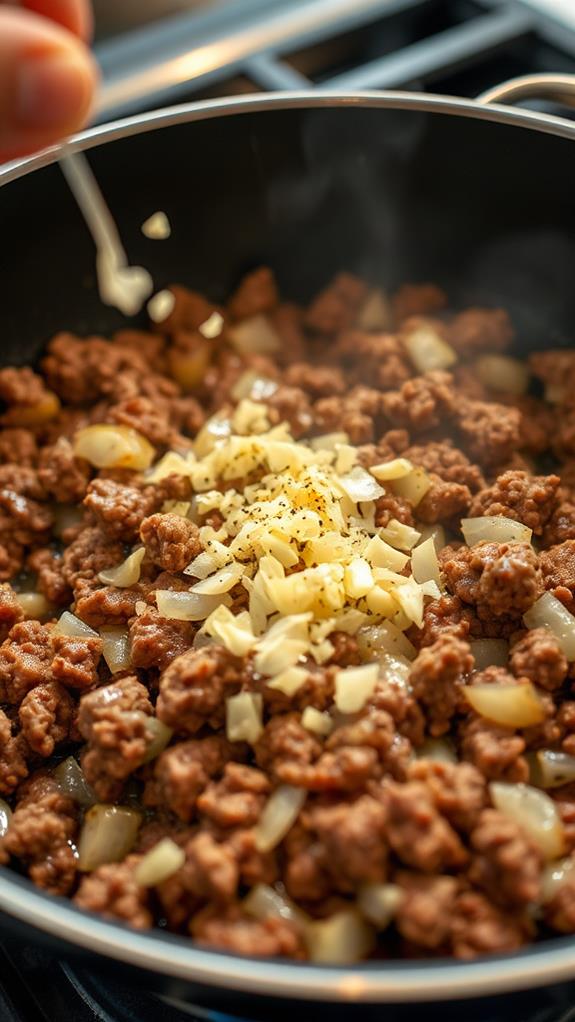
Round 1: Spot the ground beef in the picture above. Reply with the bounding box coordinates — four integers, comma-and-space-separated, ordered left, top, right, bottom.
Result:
77, 677, 154, 800
450, 890, 530, 958
38, 438, 92, 503
468, 470, 560, 536
416, 475, 472, 524
448, 308, 514, 355
0, 366, 47, 407
395, 872, 458, 950
228, 267, 279, 321
409, 635, 474, 736
441, 541, 541, 622
469, 808, 542, 908
540, 540, 575, 596
392, 283, 448, 324
197, 762, 269, 829
75, 857, 152, 929
384, 781, 468, 871
84, 479, 156, 541
543, 503, 575, 547
381, 370, 455, 432
73, 581, 146, 629
51, 633, 103, 690
18, 681, 75, 756
61, 526, 125, 592
544, 868, 575, 932
408, 760, 487, 832
107, 396, 175, 447
0, 584, 23, 642
140, 513, 201, 573
0, 620, 52, 704
334, 331, 411, 390
0, 428, 38, 466
313, 386, 385, 444
283, 361, 345, 397
265, 384, 313, 439
306, 795, 388, 889
157, 646, 245, 734
413, 594, 473, 649
146, 736, 236, 822
509, 628, 568, 691
0, 709, 29, 795
460, 716, 528, 783
0, 774, 78, 894
191, 903, 305, 958
304, 272, 368, 335
129, 607, 195, 672
455, 398, 521, 468
404, 439, 485, 491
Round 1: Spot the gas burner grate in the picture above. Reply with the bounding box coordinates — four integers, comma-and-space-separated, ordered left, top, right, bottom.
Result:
93, 0, 575, 121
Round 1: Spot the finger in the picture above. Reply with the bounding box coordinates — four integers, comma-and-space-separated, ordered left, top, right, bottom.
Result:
0, 7, 98, 162
20, 0, 93, 41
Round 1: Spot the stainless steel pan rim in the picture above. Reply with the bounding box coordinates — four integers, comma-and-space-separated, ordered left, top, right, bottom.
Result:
2, 83, 575, 1002
2, 84, 575, 187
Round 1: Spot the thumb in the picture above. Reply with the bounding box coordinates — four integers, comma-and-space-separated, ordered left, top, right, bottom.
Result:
0, 6, 98, 162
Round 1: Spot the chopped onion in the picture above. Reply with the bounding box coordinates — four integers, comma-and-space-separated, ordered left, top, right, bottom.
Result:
411, 536, 441, 587
145, 450, 194, 483
266, 666, 308, 697
228, 314, 281, 354
402, 321, 457, 373
309, 432, 349, 452
417, 737, 457, 763
243, 883, 305, 925
416, 523, 446, 552
541, 857, 575, 903
356, 288, 392, 331
53, 756, 96, 807
343, 558, 374, 599
357, 622, 416, 662
226, 691, 263, 745
253, 613, 311, 676
461, 516, 532, 546
335, 663, 379, 715
338, 466, 385, 504
469, 639, 509, 670
254, 784, 306, 853
464, 682, 545, 727
15, 592, 50, 619
141, 210, 171, 240
231, 371, 278, 403
389, 468, 431, 508
301, 706, 333, 736
305, 909, 375, 964
204, 605, 256, 657
142, 718, 174, 763
135, 837, 185, 887
199, 311, 224, 339
148, 289, 176, 323
0, 798, 12, 838
490, 782, 565, 860
99, 548, 145, 587
369, 458, 414, 481
524, 592, 575, 660
378, 519, 421, 551
100, 626, 131, 673
77, 804, 141, 872
155, 589, 228, 622
4, 390, 60, 427
169, 343, 211, 391
475, 354, 529, 396
531, 750, 575, 789
73, 425, 155, 471
53, 611, 98, 639
364, 534, 409, 573
357, 883, 403, 929
189, 561, 244, 595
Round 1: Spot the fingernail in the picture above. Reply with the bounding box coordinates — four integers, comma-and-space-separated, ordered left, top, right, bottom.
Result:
16, 51, 92, 129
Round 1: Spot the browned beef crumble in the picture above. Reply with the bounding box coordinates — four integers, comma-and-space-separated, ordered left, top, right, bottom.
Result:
1, 269, 575, 965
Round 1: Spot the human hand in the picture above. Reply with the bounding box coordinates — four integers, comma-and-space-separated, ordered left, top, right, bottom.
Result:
0, 0, 97, 162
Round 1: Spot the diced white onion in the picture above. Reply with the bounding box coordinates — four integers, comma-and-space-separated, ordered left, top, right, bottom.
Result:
464, 682, 545, 727
53, 756, 96, 807
199, 311, 224, 339
364, 534, 409, 573
148, 290, 176, 323
266, 666, 308, 697
490, 782, 565, 860
343, 558, 374, 599
357, 883, 403, 929
524, 592, 575, 660
378, 519, 421, 551
369, 458, 414, 481
73, 425, 155, 470
541, 857, 575, 903
155, 590, 228, 622
309, 432, 349, 452
231, 371, 277, 402
416, 523, 446, 552
461, 516, 532, 546
357, 622, 416, 662
470, 639, 509, 670
142, 718, 174, 763
301, 706, 333, 736
99, 548, 145, 587
135, 837, 185, 887
338, 466, 385, 504
253, 613, 311, 676
53, 611, 99, 639
243, 883, 305, 925
305, 909, 375, 964
356, 288, 392, 331
531, 750, 575, 790
189, 561, 244, 595
254, 784, 306, 853
417, 737, 457, 763
402, 322, 457, 373
145, 450, 194, 484
226, 691, 263, 745
228, 314, 281, 354
411, 536, 441, 587
100, 626, 131, 673
389, 468, 431, 507
77, 804, 141, 872
335, 663, 379, 715
15, 592, 50, 619
203, 605, 256, 657
475, 355, 529, 396
0, 798, 12, 838
141, 211, 171, 240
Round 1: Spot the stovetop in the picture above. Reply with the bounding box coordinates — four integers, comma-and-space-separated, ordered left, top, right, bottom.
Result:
4, 0, 575, 1019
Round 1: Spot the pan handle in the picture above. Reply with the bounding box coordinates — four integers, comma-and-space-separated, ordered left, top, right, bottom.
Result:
477, 72, 575, 109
